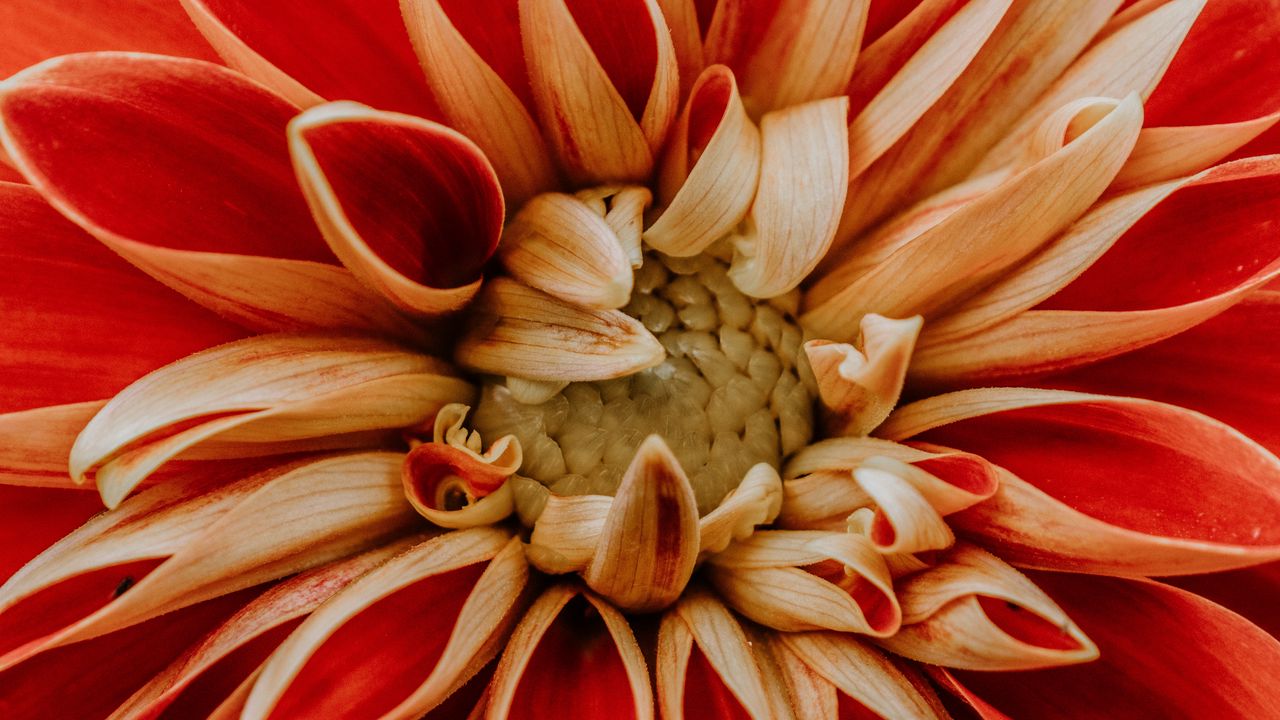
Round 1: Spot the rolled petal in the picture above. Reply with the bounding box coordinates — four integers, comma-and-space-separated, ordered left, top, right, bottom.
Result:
707, 530, 901, 636
805, 95, 1143, 340
728, 96, 849, 298
520, 0, 678, 183
699, 463, 783, 557
703, 0, 868, 114
0, 53, 416, 337
289, 102, 504, 317
486, 584, 655, 720
853, 458, 956, 555
403, 404, 522, 529
0, 453, 419, 669
806, 314, 922, 437
657, 589, 773, 720
400, 0, 558, 204
777, 630, 946, 719
1040, 291, 1280, 456
179, 0, 439, 117
112, 540, 417, 720
646, 65, 761, 257
526, 494, 613, 575
584, 435, 699, 612
69, 334, 474, 507
944, 573, 1280, 718
881, 388, 1280, 575
912, 155, 1280, 383
244, 529, 527, 720
455, 278, 666, 382
0, 183, 244, 417
498, 192, 634, 310
878, 543, 1097, 670
0, 0, 218, 77
838, 0, 1122, 239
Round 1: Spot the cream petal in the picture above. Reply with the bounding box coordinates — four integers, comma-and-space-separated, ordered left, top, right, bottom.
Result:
777, 631, 947, 719
805, 314, 922, 437
525, 494, 612, 574
853, 459, 955, 555
698, 463, 783, 557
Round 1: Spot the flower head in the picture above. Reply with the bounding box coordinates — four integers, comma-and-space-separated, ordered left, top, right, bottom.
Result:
2, 0, 1280, 718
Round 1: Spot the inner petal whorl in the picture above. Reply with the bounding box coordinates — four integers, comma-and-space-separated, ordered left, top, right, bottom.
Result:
472, 252, 815, 515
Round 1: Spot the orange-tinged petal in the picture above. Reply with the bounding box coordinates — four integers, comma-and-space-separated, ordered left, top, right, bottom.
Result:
882, 389, 1280, 575
289, 102, 504, 318
806, 314, 922, 437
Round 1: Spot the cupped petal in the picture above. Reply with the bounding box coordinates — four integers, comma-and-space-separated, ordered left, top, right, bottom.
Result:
403, 403, 522, 529
486, 584, 655, 720
943, 573, 1280, 718
289, 102, 503, 318
728, 96, 849, 298
911, 155, 1280, 384
806, 314, 922, 437
180, 0, 439, 117
400, 0, 558, 204
111, 540, 417, 720
838, 0, 1122, 240
0, 53, 418, 337
69, 333, 474, 507
519, 0, 678, 183
0, 587, 259, 720
244, 529, 528, 720
877, 543, 1097, 669
645, 65, 761, 258
805, 95, 1143, 340
703, 0, 869, 114
881, 388, 1280, 575
0, 182, 244, 414
657, 589, 773, 720
455, 278, 666, 382
0, 453, 418, 669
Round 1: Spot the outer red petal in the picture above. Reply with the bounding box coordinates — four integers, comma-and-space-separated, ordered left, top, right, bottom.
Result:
945, 574, 1280, 719
1040, 291, 1280, 455
0, 182, 244, 414
0, 0, 219, 78
1166, 561, 1280, 640
183, 0, 441, 119
0, 486, 103, 584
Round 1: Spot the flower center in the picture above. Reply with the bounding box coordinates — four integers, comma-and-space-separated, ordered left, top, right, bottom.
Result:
472, 251, 815, 515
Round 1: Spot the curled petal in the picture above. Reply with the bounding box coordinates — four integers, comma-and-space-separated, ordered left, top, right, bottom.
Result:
646, 65, 761, 258
805, 95, 1143, 340
180, 0, 439, 117
698, 463, 783, 557
882, 388, 1280, 575
707, 531, 900, 636
70, 334, 473, 507
878, 543, 1097, 670
854, 459, 955, 555
400, 0, 557, 204
113, 539, 417, 720
729, 96, 849, 298
455, 278, 665, 382
942, 573, 1280, 718
499, 192, 634, 309
244, 529, 526, 720
289, 102, 503, 318
486, 584, 655, 720
584, 435, 699, 612
526, 494, 612, 575
519, 0, 678, 183
657, 589, 773, 720
806, 314, 922, 437
403, 441, 520, 530
0, 453, 419, 670
777, 631, 946, 719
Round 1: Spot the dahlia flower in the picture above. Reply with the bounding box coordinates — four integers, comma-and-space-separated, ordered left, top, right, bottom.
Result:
2, 0, 1279, 717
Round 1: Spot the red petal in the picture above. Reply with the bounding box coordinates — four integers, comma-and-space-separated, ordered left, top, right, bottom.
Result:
1145, 0, 1280, 127
1166, 562, 1280, 640
864, 1, 930, 45
946, 574, 1280, 719
0, 54, 327, 262
184, 0, 441, 118
1041, 291, 1280, 455
0, 587, 257, 720
0, 0, 218, 78
683, 644, 752, 720
562, 0, 660, 120
0, 182, 244, 413
509, 595, 641, 720
0, 486, 103, 584
436, 0, 536, 111
267, 563, 486, 718
1041, 157, 1280, 313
